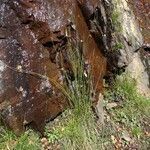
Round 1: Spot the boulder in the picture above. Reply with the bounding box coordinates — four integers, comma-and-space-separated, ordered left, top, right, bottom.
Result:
0, 0, 106, 134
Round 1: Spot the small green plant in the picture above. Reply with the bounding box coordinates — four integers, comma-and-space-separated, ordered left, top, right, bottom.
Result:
0, 126, 16, 150
14, 130, 41, 150
45, 128, 60, 143
111, 10, 122, 33
45, 29, 102, 150
105, 74, 150, 139
112, 42, 124, 51
111, 0, 122, 33
0, 126, 41, 150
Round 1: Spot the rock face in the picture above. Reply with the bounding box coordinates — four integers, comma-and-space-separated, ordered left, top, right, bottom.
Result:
127, 0, 150, 96
0, 0, 149, 134
132, 0, 150, 46
127, 51, 150, 96
110, 0, 143, 69
0, 0, 106, 134
105, 0, 150, 96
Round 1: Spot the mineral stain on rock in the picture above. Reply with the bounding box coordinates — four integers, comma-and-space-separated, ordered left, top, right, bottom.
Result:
0, 0, 106, 134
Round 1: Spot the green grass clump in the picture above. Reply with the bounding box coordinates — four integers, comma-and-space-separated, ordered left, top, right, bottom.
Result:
0, 126, 41, 150
114, 74, 149, 116
112, 42, 124, 51
111, 11, 122, 33
46, 110, 99, 150
46, 29, 149, 149
15, 130, 41, 150
111, 0, 122, 34
46, 34, 102, 150
105, 74, 150, 138
0, 126, 16, 150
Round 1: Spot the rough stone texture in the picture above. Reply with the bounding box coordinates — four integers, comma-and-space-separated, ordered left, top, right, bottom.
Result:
127, 52, 150, 96
108, 0, 150, 96
111, 0, 143, 68
0, 0, 106, 134
126, 0, 150, 96
0, 0, 149, 134
132, 0, 150, 46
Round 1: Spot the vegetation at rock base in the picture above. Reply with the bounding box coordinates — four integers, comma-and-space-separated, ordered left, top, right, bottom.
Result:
0, 33, 149, 150
0, 73, 149, 149
0, 127, 41, 150
104, 74, 150, 149
45, 36, 101, 150
0, 0, 149, 150
44, 74, 150, 150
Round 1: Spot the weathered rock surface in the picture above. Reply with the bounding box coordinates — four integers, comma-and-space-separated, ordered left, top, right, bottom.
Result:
0, 0, 106, 134
0, 0, 149, 134
132, 0, 150, 46
106, 0, 150, 96
126, 0, 150, 96
127, 51, 150, 96
111, 0, 143, 68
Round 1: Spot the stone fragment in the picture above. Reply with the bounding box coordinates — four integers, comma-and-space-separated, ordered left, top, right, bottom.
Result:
122, 131, 131, 142
106, 102, 117, 110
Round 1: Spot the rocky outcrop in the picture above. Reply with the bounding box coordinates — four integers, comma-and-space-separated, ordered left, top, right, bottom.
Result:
132, 0, 150, 46
0, 0, 149, 134
127, 0, 150, 96
0, 0, 106, 134
103, 0, 150, 96
109, 0, 143, 69
127, 51, 150, 96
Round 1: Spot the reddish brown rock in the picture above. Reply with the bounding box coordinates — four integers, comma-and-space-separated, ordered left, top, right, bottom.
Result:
74, 3, 106, 99
132, 0, 150, 45
0, 0, 106, 134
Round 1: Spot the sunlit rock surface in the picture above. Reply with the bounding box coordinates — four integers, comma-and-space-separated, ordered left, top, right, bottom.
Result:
0, 0, 106, 134
110, 0, 143, 68
132, 0, 150, 45
110, 0, 150, 96
128, 0, 150, 96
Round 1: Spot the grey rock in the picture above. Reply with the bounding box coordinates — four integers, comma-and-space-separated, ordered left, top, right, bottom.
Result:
106, 102, 117, 110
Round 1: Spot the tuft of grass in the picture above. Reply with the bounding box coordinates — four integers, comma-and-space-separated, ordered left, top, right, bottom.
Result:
111, 6, 122, 33
14, 130, 41, 150
114, 74, 150, 116
46, 31, 102, 150
0, 126, 16, 150
111, 0, 124, 53
46, 31, 149, 150
0, 126, 41, 150
112, 42, 124, 51
105, 74, 150, 138
63, 37, 92, 114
